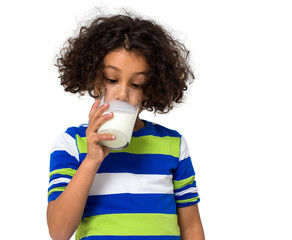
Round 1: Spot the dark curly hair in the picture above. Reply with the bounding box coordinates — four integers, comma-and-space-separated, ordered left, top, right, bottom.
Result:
56, 13, 194, 113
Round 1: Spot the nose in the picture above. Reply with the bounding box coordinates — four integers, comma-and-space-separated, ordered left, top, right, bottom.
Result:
116, 86, 129, 102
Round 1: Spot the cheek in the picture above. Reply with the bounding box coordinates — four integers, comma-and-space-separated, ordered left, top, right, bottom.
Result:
129, 93, 142, 107
103, 88, 119, 102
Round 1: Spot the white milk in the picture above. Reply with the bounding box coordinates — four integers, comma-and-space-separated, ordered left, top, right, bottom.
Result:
97, 101, 138, 150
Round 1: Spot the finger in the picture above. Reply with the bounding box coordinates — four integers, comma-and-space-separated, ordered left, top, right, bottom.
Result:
87, 132, 116, 143
89, 100, 99, 120
90, 102, 110, 123
86, 110, 114, 134
92, 112, 114, 133
98, 133, 116, 141
88, 103, 111, 129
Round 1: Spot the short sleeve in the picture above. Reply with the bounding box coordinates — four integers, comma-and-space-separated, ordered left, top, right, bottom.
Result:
48, 131, 80, 202
172, 136, 200, 207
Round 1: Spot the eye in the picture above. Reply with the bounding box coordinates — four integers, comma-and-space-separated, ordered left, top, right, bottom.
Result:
131, 83, 141, 89
106, 78, 118, 84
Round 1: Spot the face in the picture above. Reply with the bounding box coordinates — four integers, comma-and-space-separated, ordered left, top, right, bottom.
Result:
95, 48, 150, 130
97, 48, 149, 99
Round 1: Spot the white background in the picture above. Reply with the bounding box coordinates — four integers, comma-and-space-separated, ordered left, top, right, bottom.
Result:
0, 0, 291, 239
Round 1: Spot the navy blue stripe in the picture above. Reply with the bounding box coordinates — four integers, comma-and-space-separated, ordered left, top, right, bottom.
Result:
48, 191, 62, 202
80, 153, 87, 162
172, 157, 195, 181
133, 120, 181, 138
82, 193, 177, 218
49, 174, 72, 182
174, 181, 197, 194
48, 182, 70, 192
177, 199, 200, 208
50, 150, 79, 172
99, 153, 178, 174
174, 180, 197, 193
176, 192, 199, 201
67, 121, 180, 138
66, 126, 87, 138
82, 236, 180, 240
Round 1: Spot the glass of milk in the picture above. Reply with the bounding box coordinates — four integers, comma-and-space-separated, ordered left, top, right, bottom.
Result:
97, 85, 140, 150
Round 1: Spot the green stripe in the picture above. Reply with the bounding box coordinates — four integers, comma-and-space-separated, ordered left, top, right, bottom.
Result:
75, 213, 180, 238
76, 134, 87, 153
176, 196, 199, 204
49, 168, 77, 178
47, 187, 66, 197
75, 135, 180, 157
173, 176, 195, 190
113, 135, 180, 157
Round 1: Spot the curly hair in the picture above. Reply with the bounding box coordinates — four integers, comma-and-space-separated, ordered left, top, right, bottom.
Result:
56, 13, 194, 113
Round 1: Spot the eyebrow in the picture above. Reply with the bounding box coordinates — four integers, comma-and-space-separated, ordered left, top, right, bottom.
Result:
104, 65, 149, 76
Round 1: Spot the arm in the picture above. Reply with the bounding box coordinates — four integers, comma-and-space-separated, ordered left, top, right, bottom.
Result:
47, 101, 115, 240
177, 204, 205, 240
47, 158, 101, 240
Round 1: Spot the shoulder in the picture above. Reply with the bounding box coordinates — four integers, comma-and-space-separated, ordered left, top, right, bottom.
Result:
142, 120, 190, 159
143, 120, 182, 138
64, 123, 88, 139
51, 123, 88, 156
145, 121, 191, 159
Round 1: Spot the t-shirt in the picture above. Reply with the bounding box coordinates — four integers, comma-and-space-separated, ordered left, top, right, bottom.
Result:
48, 120, 200, 240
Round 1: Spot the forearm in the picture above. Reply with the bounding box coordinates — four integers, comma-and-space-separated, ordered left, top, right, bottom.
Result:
178, 204, 205, 240
47, 158, 101, 240
181, 225, 205, 240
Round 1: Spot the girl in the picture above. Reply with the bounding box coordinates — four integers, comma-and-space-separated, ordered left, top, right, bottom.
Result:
47, 13, 205, 240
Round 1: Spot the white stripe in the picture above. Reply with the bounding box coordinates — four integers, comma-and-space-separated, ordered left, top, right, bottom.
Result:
51, 132, 79, 161
49, 177, 71, 188
89, 173, 174, 196
175, 187, 198, 197
179, 136, 190, 161
80, 123, 88, 127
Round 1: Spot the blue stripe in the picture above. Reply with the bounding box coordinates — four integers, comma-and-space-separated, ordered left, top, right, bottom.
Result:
81, 236, 180, 240
80, 153, 87, 162
133, 120, 181, 138
173, 181, 197, 194
177, 199, 200, 208
77, 120, 180, 138
99, 153, 178, 175
82, 194, 177, 218
49, 174, 73, 182
174, 180, 197, 193
48, 182, 69, 192
48, 191, 63, 202
66, 126, 87, 138
176, 192, 199, 201
50, 151, 79, 172
172, 157, 195, 181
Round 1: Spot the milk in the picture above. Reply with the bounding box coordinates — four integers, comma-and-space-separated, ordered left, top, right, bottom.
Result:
97, 100, 138, 150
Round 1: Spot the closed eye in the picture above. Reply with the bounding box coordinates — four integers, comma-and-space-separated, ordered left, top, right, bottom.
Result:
106, 79, 118, 84
131, 83, 141, 89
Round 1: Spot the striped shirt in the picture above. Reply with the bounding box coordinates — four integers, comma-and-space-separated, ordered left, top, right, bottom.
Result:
48, 120, 200, 240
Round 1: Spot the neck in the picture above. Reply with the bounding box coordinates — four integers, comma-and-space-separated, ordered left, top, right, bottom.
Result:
134, 117, 145, 132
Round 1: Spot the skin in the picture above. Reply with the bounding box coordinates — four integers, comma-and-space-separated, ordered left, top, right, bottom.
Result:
47, 48, 204, 240
99, 48, 149, 131
178, 205, 205, 240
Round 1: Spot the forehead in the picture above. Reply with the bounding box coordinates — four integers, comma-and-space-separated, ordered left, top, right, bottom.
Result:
103, 48, 149, 72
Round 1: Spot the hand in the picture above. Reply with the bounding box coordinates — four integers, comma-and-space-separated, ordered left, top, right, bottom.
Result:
85, 100, 115, 163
